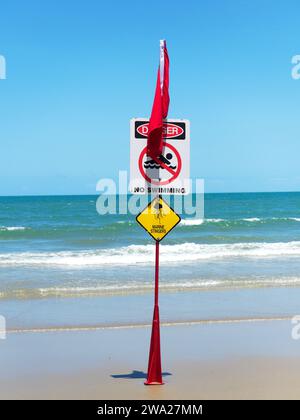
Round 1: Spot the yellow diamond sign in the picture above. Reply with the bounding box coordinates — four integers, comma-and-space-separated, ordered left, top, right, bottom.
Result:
136, 197, 181, 241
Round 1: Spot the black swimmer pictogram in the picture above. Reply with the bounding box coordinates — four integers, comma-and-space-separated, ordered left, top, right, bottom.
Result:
144, 153, 177, 170
138, 142, 182, 186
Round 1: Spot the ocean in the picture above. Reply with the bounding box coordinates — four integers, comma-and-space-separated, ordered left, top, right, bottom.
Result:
1, 192, 300, 330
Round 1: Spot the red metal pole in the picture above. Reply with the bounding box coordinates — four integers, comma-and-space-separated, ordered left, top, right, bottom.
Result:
154, 240, 159, 306
144, 239, 163, 385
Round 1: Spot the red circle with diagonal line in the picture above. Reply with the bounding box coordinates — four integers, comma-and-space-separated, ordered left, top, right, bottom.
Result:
138, 142, 182, 185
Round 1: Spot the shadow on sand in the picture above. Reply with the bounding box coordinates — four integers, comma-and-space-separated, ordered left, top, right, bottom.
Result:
111, 370, 172, 380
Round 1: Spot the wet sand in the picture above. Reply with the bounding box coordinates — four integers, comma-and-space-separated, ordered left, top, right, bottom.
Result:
1, 319, 300, 399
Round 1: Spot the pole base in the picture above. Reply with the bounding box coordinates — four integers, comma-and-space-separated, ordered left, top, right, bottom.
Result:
144, 380, 164, 386
145, 305, 163, 385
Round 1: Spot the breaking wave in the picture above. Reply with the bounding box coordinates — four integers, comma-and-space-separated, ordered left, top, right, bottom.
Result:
1, 241, 300, 267
1, 276, 300, 300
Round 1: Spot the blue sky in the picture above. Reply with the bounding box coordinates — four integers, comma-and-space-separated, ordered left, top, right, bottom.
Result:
0, 0, 299, 195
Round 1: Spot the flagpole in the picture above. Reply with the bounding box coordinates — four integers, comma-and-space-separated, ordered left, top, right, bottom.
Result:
154, 239, 159, 307
145, 194, 163, 385
154, 193, 162, 309
144, 39, 168, 385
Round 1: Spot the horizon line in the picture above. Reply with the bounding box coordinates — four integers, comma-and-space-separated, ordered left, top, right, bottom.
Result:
0, 190, 300, 198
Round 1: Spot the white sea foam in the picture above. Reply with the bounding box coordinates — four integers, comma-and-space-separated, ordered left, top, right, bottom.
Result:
0, 226, 28, 231
36, 280, 222, 297
2, 276, 300, 300
37, 276, 300, 294
1, 241, 300, 267
7, 317, 295, 334
243, 217, 300, 223
180, 218, 204, 226
180, 218, 224, 226
179, 217, 300, 225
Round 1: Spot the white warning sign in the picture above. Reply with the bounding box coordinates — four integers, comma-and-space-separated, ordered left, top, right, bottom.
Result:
129, 118, 190, 195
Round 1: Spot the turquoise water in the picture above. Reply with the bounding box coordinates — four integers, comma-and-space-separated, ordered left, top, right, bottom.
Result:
1, 192, 300, 303
2, 192, 300, 329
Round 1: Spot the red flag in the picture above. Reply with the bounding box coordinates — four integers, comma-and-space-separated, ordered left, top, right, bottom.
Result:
147, 40, 170, 159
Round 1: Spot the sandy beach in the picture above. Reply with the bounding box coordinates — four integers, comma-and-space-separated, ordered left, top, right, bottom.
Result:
1, 318, 300, 400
